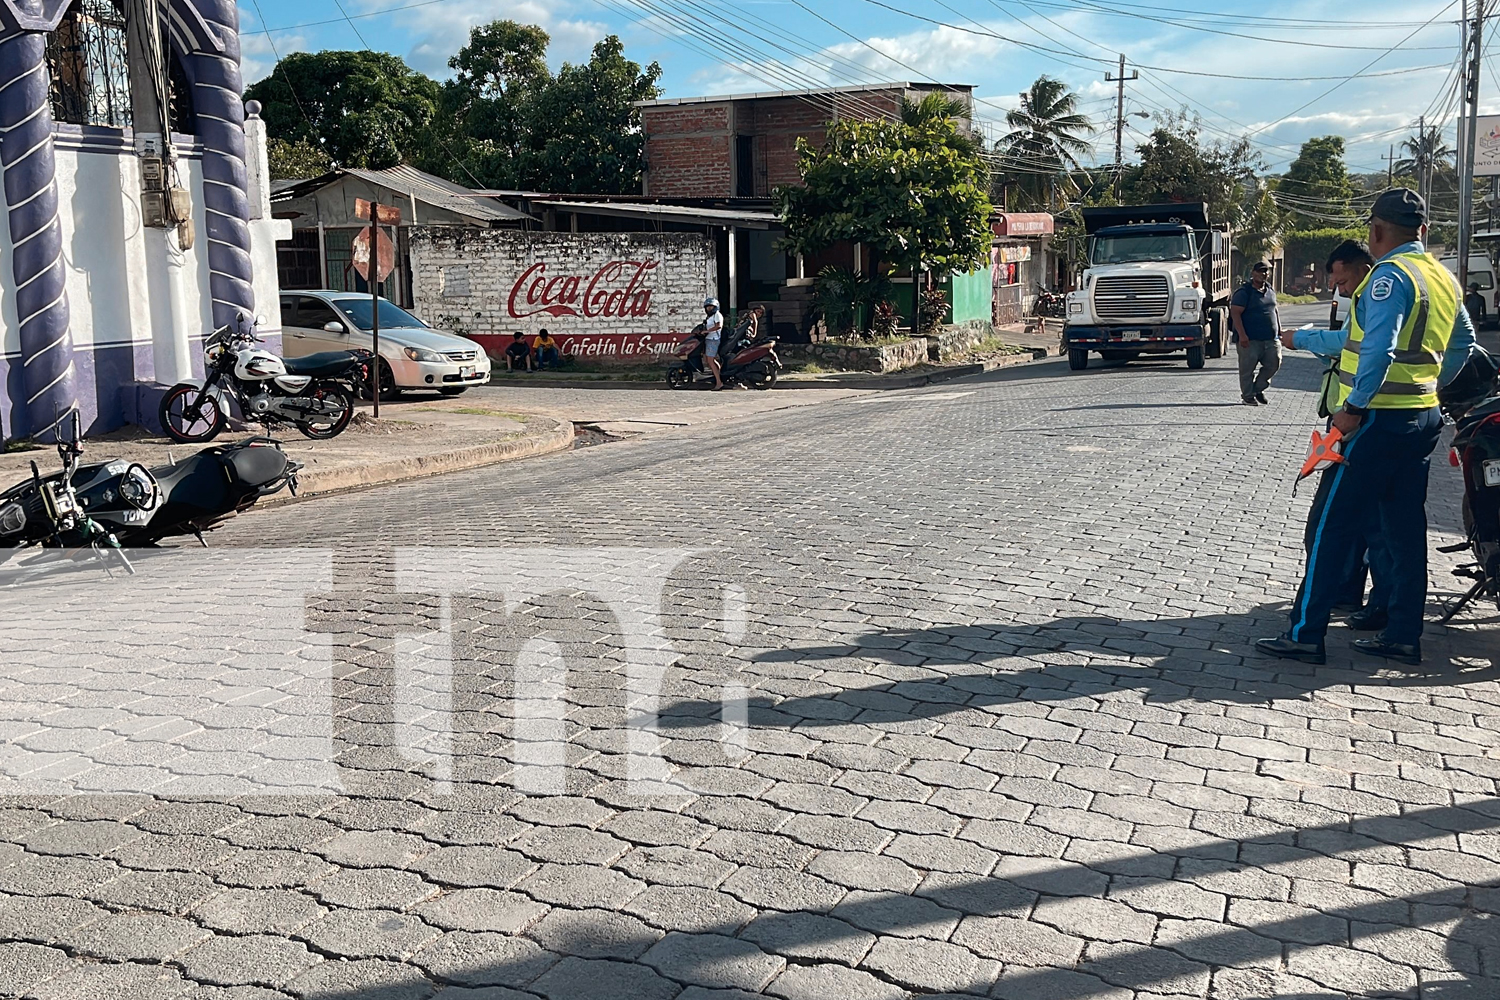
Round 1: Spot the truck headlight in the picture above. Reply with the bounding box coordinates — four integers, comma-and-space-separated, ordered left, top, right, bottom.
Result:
1180, 298, 1198, 312
1068, 302, 1083, 315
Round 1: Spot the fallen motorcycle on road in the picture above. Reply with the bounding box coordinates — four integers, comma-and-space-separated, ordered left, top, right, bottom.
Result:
159, 314, 369, 443
0, 413, 301, 576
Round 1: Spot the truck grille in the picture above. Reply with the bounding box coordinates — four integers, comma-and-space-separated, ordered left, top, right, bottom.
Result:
1093, 275, 1171, 321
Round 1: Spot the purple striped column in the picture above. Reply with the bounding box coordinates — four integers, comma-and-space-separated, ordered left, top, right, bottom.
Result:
187, 0, 254, 328
0, 9, 77, 442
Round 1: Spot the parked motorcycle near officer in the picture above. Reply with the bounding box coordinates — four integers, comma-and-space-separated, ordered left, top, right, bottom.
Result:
159, 314, 369, 444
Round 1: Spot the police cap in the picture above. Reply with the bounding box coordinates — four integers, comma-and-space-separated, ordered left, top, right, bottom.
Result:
1368, 188, 1427, 228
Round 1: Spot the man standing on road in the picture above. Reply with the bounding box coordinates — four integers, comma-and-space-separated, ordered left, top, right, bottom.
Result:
1257, 189, 1475, 666
703, 297, 726, 391
1231, 261, 1282, 406
1281, 240, 1385, 624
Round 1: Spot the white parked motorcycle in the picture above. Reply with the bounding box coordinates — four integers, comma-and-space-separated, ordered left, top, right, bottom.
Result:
159, 314, 370, 443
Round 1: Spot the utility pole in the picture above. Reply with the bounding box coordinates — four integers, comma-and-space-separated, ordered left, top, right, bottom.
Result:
1383, 143, 1394, 187
1459, 0, 1482, 291
1105, 53, 1138, 186
1418, 114, 1428, 206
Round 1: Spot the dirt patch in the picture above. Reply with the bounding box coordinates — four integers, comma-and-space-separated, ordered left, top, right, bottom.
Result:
572, 423, 633, 449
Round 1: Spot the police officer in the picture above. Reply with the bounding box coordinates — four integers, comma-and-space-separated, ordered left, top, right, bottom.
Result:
1257, 189, 1475, 666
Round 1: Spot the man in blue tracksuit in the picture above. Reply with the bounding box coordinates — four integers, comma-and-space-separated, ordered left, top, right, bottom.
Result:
1258, 190, 1475, 666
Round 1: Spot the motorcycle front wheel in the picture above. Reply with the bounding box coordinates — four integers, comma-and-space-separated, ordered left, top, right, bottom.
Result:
160, 383, 226, 443
667, 366, 691, 389
298, 383, 355, 440
743, 365, 777, 390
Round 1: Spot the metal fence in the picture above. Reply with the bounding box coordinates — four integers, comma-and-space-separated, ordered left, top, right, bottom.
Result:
45, 0, 195, 133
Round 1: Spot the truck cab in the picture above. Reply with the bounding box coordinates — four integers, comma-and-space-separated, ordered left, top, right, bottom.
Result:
1064, 203, 1231, 371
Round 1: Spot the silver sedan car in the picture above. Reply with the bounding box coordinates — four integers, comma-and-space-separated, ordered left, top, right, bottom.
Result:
279, 291, 492, 399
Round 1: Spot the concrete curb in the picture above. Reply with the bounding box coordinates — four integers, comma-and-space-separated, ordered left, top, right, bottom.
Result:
283, 416, 575, 499
486, 349, 1053, 392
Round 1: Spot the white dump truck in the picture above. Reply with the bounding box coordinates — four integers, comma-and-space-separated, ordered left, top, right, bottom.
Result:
1063, 203, 1232, 371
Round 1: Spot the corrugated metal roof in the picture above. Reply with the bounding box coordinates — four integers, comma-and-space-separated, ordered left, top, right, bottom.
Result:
343, 166, 533, 223
531, 199, 780, 229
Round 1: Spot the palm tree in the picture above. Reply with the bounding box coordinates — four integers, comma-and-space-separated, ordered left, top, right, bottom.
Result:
899, 92, 983, 154
996, 76, 1094, 211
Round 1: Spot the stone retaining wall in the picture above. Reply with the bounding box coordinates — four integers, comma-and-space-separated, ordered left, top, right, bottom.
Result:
778, 337, 929, 373
929, 321, 995, 362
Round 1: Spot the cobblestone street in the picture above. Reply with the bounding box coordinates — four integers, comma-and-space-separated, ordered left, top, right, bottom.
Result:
3, 351, 1499, 999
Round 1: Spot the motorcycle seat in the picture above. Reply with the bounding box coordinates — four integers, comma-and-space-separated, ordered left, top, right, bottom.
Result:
283, 351, 360, 377
225, 444, 288, 488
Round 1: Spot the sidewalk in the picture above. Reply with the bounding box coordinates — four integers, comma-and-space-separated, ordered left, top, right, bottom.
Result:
0, 406, 574, 499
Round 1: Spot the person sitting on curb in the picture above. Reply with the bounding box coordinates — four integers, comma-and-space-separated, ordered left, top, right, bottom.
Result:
504, 332, 532, 373
534, 329, 561, 370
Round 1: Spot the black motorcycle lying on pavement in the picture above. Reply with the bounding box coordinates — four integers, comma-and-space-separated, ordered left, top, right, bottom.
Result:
0, 414, 301, 575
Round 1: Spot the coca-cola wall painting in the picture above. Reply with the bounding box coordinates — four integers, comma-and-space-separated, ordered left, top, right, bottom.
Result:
408, 230, 716, 364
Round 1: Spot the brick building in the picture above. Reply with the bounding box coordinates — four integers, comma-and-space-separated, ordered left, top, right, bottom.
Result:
638, 82, 975, 200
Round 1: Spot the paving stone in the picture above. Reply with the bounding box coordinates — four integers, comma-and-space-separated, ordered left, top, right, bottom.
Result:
511, 825, 631, 866
179, 934, 323, 988
860, 935, 999, 994
314, 830, 433, 869
1285, 942, 1419, 996
416, 889, 550, 934
600, 810, 712, 847
719, 865, 846, 912
413, 931, 560, 987
806, 850, 922, 893
0, 893, 104, 942
29, 960, 189, 1000
766, 962, 909, 1000
527, 906, 660, 959
89, 869, 221, 914
640, 931, 786, 991
308, 868, 437, 910
1081, 940, 1213, 996
623, 885, 758, 934
832, 889, 962, 939
990, 966, 1134, 1000
300, 907, 441, 960
518, 863, 646, 908
283, 959, 436, 1000
0, 941, 80, 994
739, 909, 876, 964
528, 957, 680, 1000
68, 910, 211, 961
411, 847, 537, 890
615, 845, 737, 887
1153, 917, 1281, 969
951, 915, 1085, 966
1032, 895, 1156, 944
194, 889, 328, 935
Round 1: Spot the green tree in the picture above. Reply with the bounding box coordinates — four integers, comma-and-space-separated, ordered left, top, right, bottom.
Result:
1279, 136, 1356, 226
1236, 183, 1285, 266
1121, 110, 1260, 227
266, 137, 333, 180
420, 21, 552, 185
775, 94, 994, 285
994, 75, 1094, 211
244, 51, 439, 170
512, 36, 663, 194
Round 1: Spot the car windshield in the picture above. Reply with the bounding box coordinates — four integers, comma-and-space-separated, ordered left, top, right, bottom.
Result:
335, 299, 426, 331
1091, 232, 1196, 264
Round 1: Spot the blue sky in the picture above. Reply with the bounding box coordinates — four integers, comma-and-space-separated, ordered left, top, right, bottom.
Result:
237, 0, 1482, 175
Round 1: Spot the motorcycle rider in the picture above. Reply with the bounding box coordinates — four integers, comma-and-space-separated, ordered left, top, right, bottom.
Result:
703, 297, 725, 390
730, 305, 765, 357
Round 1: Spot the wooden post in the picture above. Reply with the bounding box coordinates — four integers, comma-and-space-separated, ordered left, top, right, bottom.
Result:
369, 202, 380, 419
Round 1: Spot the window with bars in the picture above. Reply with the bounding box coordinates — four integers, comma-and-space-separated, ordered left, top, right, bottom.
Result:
45, 0, 195, 133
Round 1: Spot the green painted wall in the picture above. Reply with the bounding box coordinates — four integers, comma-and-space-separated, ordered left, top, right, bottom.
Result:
946, 267, 993, 325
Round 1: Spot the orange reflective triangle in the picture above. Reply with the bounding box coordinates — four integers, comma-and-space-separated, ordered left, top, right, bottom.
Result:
1299, 427, 1345, 479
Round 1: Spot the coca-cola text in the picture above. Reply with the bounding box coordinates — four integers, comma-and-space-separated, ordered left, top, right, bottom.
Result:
507, 260, 658, 320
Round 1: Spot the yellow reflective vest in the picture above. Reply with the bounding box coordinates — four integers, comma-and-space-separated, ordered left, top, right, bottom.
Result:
1336, 251, 1458, 410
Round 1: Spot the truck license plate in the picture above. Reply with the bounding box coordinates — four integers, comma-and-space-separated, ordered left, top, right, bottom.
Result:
460, 366, 475, 378
1485, 460, 1500, 487
1122, 329, 1143, 341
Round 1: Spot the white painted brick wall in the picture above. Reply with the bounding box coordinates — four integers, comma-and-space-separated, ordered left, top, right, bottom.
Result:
408, 229, 716, 341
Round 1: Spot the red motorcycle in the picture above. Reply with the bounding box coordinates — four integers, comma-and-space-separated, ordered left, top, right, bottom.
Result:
667, 327, 780, 390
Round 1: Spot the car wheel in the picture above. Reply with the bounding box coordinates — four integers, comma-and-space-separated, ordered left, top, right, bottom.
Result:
359, 359, 403, 401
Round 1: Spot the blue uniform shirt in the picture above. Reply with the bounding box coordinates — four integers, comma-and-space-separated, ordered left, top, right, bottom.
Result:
1339, 241, 1475, 408
1292, 323, 1348, 360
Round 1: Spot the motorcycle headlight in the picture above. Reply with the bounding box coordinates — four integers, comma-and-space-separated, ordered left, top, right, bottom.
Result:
118, 464, 159, 511
0, 501, 24, 536
404, 347, 445, 363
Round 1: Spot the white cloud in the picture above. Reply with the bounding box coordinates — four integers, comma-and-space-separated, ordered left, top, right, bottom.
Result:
236, 5, 308, 86
359, 0, 609, 77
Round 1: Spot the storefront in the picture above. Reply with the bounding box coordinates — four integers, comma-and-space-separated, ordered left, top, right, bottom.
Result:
991, 213, 1054, 326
